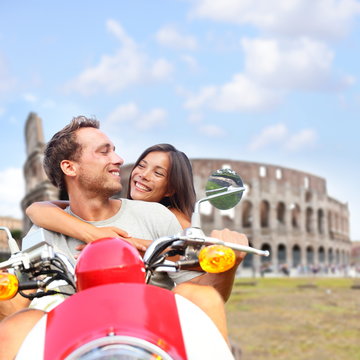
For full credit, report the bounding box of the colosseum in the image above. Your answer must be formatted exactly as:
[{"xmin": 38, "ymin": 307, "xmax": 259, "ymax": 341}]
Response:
[
  {"xmin": 21, "ymin": 113, "xmax": 352, "ymax": 276},
  {"xmin": 120, "ymin": 159, "xmax": 351, "ymax": 276}
]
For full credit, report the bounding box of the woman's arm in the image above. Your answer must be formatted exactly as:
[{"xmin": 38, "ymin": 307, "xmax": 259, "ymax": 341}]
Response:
[
  {"xmin": 0, "ymin": 289, "xmax": 31, "ymax": 321},
  {"xmin": 25, "ymin": 202, "xmax": 150, "ymax": 249},
  {"xmin": 169, "ymin": 208, "xmax": 191, "ymax": 229},
  {"xmin": 26, "ymin": 201, "xmax": 109, "ymax": 243}
]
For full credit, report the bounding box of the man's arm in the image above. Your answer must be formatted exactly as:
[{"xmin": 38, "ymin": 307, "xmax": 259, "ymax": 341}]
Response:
[
  {"xmin": 185, "ymin": 229, "xmax": 248, "ymax": 302},
  {"xmin": 0, "ymin": 292, "xmax": 31, "ymax": 322}
]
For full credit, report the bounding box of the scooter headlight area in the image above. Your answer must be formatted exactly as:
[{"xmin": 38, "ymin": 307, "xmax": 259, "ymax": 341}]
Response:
[{"xmin": 66, "ymin": 336, "xmax": 173, "ymax": 360}]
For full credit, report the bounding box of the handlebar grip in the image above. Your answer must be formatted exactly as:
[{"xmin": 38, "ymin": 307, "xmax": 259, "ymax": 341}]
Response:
[
  {"xmin": 175, "ymin": 259, "xmax": 199, "ymax": 269},
  {"xmin": 18, "ymin": 280, "xmax": 41, "ymax": 291},
  {"xmin": 204, "ymin": 236, "xmax": 270, "ymax": 257}
]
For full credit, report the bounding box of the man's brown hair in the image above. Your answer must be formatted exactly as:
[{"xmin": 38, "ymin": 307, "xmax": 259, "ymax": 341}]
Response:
[{"xmin": 43, "ymin": 116, "xmax": 99, "ymax": 190}]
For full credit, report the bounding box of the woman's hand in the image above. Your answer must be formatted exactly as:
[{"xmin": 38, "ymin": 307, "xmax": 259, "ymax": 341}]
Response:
[
  {"xmin": 90, "ymin": 226, "xmax": 130, "ymax": 241},
  {"xmin": 75, "ymin": 226, "xmax": 149, "ymax": 253}
]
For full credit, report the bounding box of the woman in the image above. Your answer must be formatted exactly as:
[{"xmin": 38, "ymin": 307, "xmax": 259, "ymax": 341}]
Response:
[{"xmin": 127, "ymin": 143, "xmax": 195, "ymax": 228}]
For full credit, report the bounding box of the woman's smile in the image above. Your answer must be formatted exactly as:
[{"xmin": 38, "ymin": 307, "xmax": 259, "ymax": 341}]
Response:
[{"xmin": 134, "ymin": 180, "xmax": 151, "ymax": 192}]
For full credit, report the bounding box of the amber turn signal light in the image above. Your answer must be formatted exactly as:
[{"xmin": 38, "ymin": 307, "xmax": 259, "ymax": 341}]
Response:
[
  {"xmin": 0, "ymin": 273, "xmax": 19, "ymax": 300},
  {"xmin": 199, "ymin": 245, "xmax": 236, "ymax": 273}
]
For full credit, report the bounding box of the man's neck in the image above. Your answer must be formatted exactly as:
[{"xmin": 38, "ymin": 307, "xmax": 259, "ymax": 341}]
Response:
[{"xmin": 68, "ymin": 195, "xmax": 122, "ymax": 222}]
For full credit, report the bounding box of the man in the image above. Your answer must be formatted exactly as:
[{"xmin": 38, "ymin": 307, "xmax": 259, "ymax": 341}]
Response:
[{"xmin": 0, "ymin": 117, "xmax": 247, "ymax": 358}]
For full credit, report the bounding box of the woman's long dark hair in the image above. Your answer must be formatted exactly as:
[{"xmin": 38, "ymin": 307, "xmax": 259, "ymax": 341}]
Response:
[{"xmin": 127, "ymin": 144, "xmax": 196, "ymax": 220}]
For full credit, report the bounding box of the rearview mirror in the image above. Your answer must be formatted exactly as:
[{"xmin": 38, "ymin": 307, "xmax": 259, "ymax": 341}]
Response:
[
  {"xmin": 191, "ymin": 169, "xmax": 245, "ymax": 228},
  {"xmin": 205, "ymin": 168, "xmax": 244, "ymax": 210}
]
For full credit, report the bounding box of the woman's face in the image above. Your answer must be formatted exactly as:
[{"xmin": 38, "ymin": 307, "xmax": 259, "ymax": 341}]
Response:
[{"xmin": 130, "ymin": 151, "xmax": 172, "ymax": 203}]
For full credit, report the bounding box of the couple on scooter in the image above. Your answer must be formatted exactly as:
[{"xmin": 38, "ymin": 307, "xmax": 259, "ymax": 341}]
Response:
[{"xmin": 0, "ymin": 116, "xmax": 248, "ymax": 359}]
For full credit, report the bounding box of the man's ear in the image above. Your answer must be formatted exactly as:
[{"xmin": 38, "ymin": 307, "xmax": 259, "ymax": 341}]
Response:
[{"xmin": 60, "ymin": 160, "xmax": 77, "ymax": 177}]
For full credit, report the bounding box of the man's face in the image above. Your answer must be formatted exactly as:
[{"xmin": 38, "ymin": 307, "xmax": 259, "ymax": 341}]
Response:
[{"xmin": 73, "ymin": 127, "xmax": 124, "ymax": 197}]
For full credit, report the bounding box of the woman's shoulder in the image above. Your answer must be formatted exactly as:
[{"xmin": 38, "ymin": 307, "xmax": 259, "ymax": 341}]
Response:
[{"xmin": 169, "ymin": 208, "xmax": 191, "ymax": 229}]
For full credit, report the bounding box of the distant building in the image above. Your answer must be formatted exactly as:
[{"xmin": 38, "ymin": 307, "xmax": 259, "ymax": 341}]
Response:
[
  {"xmin": 21, "ymin": 113, "xmax": 61, "ymax": 235},
  {"xmin": 351, "ymin": 242, "xmax": 360, "ymax": 266}
]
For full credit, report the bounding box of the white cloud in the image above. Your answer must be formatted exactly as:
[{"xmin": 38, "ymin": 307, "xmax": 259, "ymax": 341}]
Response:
[
  {"xmin": 248, "ymin": 123, "xmax": 288, "ymax": 151},
  {"xmin": 64, "ymin": 20, "xmax": 173, "ymax": 95},
  {"xmin": 213, "ymin": 74, "xmax": 281, "ymax": 111},
  {"xmin": 285, "ymin": 129, "xmax": 317, "ymax": 150},
  {"xmin": 106, "ymin": 103, "xmax": 139, "ymax": 124},
  {"xmin": 156, "ymin": 25, "xmax": 197, "ymax": 50},
  {"xmin": 184, "ymin": 86, "xmax": 217, "ymax": 109},
  {"xmin": 105, "ymin": 103, "xmax": 167, "ymax": 131},
  {"xmin": 183, "ymin": 0, "xmax": 359, "ymax": 114},
  {"xmin": 0, "ymin": 168, "xmax": 25, "ymax": 218},
  {"xmin": 136, "ymin": 108, "xmax": 167, "ymax": 130},
  {"xmin": 106, "ymin": 19, "xmax": 136, "ymax": 48},
  {"xmin": 183, "ymin": 35, "xmax": 351, "ymax": 113},
  {"xmin": 187, "ymin": 112, "xmax": 203, "ymax": 124},
  {"xmin": 248, "ymin": 123, "xmax": 318, "ymax": 152},
  {"xmin": 242, "ymin": 37, "xmax": 347, "ymax": 91},
  {"xmin": 41, "ymin": 99, "xmax": 57, "ymax": 109},
  {"xmin": 22, "ymin": 93, "xmax": 58, "ymax": 109},
  {"xmin": 190, "ymin": 0, "xmax": 360, "ymax": 40},
  {"xmin": 184, "ymin": 74, "xmax": 280, "ymax": 112},
  {"xmin": 199, "ymin": 124, "xmax": 226, "ymax": 137},
  {"xmin": 23, "ymin": 93, "xmax": 38, "ymax": 103},
  {"xmin": 181, "ymin": 55, "xmax": 199, "ymax": 71},
  {"xmin": 150, "ymin": 58, "xmax": 174, "ymax": 80}
]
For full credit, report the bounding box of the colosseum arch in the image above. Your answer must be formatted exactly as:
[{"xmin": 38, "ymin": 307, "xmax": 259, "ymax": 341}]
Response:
[
  {"xmin": 334, "ymin": 213, "xmax": 339, "ymax": 234},
  {"xmin": 318, "ymin": 246, "xmax": 326, "ymax": 264},
  {"xmin": 277, "ymin": 243, "xmax": 287, "ymax": 265},
  {"xmin": 241, "ymin": 200, "xmax": 252, "ymax": 228},
  {"xmin": 292, "ymin": 245, "xmax": 301, "ymax": 268},
  {"xmin": 328, "ymin": 248, "xmax": 334, "ymax": 264},
  {"xmin": 317, "ymin": 209, "xmax": 325, "ymax": 234},
  {"xmin": 276, "ymin": 202, "xmax": 286, "ymax": 226},
  {"xmin": 306, "ymin": 207, "xmax": 314, "ymax": 233},
  {"xmin": 261, "ymin": 243, "xmax": 272, "ymax": 264},
  {"xmin": 291, "ymin": 203, "xmax": 301, "ymax": 229},
  {"xmin": 306, "ymin": 245, "xmax": 315, "ymax": 265},
  {"xmin": 328, "ymin": 211, "xmax": 334, "ymax": 239},
  {"xmin": 335, "ymin": 249, "xmax": 340, "ymax": 265},
  {"xmin": 260, "ymin": 200, "xmax": 270, "ymax": 228},
  {"xmin": 221, "ymin": 209, "xmax": 235, "ymax": 229}
]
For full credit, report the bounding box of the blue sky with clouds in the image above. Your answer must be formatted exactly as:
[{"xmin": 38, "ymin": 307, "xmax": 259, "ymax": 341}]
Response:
[{"xmin": 1, "ymin": 0, "xmax": 360, "ymax": 239}]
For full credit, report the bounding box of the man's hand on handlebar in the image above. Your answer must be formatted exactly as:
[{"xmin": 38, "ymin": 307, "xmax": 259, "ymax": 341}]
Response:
[{"xmin": 210, "ymin": 228, "xmax": 249, "ymax": 264}]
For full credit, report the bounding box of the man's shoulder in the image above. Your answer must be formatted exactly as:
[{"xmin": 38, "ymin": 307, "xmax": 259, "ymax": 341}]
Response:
[{"xmin": 123, "ymin": 199, "xmax": 171, "ymax": 213}]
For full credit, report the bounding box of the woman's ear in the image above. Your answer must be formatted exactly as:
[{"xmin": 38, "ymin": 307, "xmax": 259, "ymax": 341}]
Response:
[
  {"xmin": 60, "ymin": 160, "xmax": 77, "ymax": 177},
  {"xmin": 164, "ymin": 188, "xmax": 175, "ymax": 198}
]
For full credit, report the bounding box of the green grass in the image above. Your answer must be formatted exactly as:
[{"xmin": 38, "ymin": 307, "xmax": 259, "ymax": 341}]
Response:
[{"xmin": 226, "ymin": 277, "xmax": 360, "ymax": 360}]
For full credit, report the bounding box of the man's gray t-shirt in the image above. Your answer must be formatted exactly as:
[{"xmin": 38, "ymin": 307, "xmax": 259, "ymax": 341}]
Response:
[{"xmin": 24, "ymin": 199, "xmax": 200, "ymax": 287}]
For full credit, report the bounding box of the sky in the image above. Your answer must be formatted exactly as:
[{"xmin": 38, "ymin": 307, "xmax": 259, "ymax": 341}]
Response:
[{"xmin": 0, "ymin": 0, "xmax": 360, "ymax": 240}]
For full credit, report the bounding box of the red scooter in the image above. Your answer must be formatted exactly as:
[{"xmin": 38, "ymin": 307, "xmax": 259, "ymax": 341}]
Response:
[{"xmin": 0, "ymin": 169, "xmax": 269, "ymax": 359}]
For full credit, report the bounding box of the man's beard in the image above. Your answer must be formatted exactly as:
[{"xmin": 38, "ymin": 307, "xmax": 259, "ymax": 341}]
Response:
[{"xmin": 78, "ymin": 171, "xmax": 122, "ymax": 198}]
